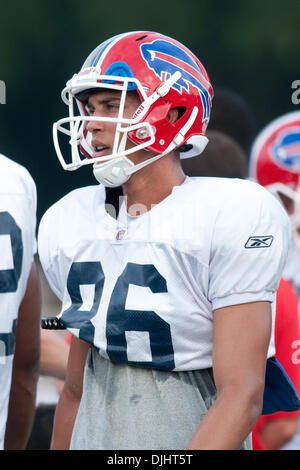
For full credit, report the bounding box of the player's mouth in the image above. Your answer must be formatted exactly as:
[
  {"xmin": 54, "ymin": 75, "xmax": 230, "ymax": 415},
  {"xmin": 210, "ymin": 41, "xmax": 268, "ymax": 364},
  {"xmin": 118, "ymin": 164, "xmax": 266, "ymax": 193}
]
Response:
[{"xmin": 92, "ymin": 143, "xmax": 110, "ymax": 158}]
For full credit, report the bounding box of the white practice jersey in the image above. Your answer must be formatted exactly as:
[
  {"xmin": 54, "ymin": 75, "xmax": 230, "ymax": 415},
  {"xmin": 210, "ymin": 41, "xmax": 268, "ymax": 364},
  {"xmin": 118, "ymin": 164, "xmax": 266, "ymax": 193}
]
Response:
[
  {"xmin": 38, "ymin": 177, "xmax": 290, "ymax": 372},
  {"xmin": 0, "ymin": 154, "xmax": 37, "ymax": 449}
]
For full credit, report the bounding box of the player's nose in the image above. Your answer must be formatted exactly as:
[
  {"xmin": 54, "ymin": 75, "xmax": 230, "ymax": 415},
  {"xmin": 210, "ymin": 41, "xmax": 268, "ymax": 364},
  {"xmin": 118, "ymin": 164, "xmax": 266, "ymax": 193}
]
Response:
[{"xmin": 86, "ymin": 118, "xmax": 105, "ymax": 133}]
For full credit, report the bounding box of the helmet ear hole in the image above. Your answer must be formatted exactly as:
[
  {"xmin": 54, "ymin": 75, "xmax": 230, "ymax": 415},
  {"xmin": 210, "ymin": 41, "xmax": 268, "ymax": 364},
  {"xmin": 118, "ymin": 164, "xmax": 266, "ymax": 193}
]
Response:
[
  {"xmin": 167, "ymin": 108, "xmax": 179, "ymax": 124},
  {"xmin": 167, "ymin": 107, "xmax": 186, "ymax": 124},
  {"xmin": 177, "ymin": 106, "xmax": 187, "ymax": 121}
]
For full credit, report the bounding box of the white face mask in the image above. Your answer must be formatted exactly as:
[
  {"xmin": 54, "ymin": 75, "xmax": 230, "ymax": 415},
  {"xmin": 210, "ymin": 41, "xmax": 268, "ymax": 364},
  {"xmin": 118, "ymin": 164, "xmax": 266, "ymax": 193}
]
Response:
[{"xmin": 52, "ymin": 69, "xmax": 208, "ymax": 187}]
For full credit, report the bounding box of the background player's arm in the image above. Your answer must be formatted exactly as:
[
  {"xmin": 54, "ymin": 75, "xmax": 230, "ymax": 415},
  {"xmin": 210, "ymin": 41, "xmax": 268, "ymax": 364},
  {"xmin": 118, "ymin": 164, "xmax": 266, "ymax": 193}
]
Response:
[
  {"xmin": 259, "ymin": 415, "xmax": 300, "ymax": 449},
  {"xmin": 4, "ymin": 261, "xmax": 41, "ymax": 450},
  {"xmin": 188, "ymin": 301, "xmax": 272, "ymax": 450},
  {"xmin": 50, "ymin": 335, "xmax": 90, "ymax": 449},
  {"xmin": 40, "ymin": 329, "xmax": 69, "ymax": 380}
]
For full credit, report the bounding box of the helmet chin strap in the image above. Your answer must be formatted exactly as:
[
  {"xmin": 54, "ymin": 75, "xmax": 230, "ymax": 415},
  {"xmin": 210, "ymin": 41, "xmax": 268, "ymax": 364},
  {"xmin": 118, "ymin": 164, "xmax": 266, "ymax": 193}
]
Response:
[
  {"xmin": 93, "ymin": 146, "xmax": 175, "ymax": 187},
  {"xmin": 93, "ymin": 156, "xmax": 134, "ymax": 187},
  {"xmin": 93, "ymin": 106, "xmax": 206, "ymax": 187}
]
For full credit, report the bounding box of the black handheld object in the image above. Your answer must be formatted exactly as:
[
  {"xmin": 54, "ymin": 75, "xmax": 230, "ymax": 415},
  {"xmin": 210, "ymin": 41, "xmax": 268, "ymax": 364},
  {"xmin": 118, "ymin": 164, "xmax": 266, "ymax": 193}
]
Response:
[{"xmin": 41, "ymin": 317, "xmax": 66, "ymax": 330}]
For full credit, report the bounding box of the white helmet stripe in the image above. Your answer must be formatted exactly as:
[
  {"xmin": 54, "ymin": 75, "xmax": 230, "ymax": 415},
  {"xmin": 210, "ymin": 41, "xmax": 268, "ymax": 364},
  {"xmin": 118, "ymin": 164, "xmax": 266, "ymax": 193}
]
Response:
[{"xmin": 91, "ymin": 31, "xmax": 150, "ymax": 73}]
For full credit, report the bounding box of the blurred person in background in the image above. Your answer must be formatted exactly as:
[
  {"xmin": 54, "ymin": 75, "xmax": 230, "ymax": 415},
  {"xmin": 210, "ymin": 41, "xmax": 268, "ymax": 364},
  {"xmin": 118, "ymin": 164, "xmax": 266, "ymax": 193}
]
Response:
[
  {"xmin": 249, "ymin": 111, "xmax": 300, "ymax": 303},
  {"xmin": 252, "ymin": 276, "xmax": 300, "ymax": 450},
  {"xmin": 208, "ymin": 87, "xmax": 257, "ymax": 158},
  {"xmin": 249, "ymin": 110, "xmax": 300, "ymax": 449},
  {"xmin": 25, "ymin": 327, "xmax": 69, "ymax": 450},
  {"xmin": 0, "ymin": 153, "xmax": 41, "ymax": 450},
  {"xmin": 26, "ymin": 265, "xmax": 69, "ymax": 450},
  {"xmin": 181, "ymin": 129, "xmax": 248, "ymax": 179}
]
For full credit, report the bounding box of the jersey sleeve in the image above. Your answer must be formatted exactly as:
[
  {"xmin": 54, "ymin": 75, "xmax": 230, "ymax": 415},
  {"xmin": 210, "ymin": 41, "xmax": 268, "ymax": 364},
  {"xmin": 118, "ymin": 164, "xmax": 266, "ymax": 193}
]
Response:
[
  {"xmin": 208, "ymin": 181, "xmax": 291, "ymax": 311},
  {"xmin": 24, "ymin": 167, "xmax": 38, "ymax": 257},
  {"xmin": 37, "ymin": 186, "xmax": 101, "ymax": 303},
  {"xmin": 0, "ymin": 158, "xmax": 37, "ymax": 274},
  {"xmin": 38, "ymin": 206, "xmax": 64, "ymax": 301}
]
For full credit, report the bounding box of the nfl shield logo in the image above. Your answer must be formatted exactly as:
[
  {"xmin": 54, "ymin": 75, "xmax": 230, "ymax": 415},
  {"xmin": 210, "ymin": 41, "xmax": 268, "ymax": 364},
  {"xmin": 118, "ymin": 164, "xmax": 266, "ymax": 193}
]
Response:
[{"xmin": 115, "ymin": 229, "xmax": 127, "ymax": 240}]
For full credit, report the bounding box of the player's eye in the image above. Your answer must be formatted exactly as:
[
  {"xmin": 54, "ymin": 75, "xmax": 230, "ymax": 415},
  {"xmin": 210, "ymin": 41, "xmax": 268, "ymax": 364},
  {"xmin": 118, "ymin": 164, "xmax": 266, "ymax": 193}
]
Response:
[
  {"xmin": 85, "ymin": 105, "xmax": 95, "ymax": 116},
  {"xmin": 106, "ymin": 102, "xmax": 120, "ymax": 111}
]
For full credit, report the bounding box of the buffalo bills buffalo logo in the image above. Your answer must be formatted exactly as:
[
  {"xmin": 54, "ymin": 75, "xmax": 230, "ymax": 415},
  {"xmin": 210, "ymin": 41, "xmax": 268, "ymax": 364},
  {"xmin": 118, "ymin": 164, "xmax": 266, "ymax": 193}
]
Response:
[
  {"xmin": 271, "ymin": 128, "xmax": 300, "ymax": 172},
  {"xmin": 140, "ymin": 40, "xmax": 211, "ymax": 123}
]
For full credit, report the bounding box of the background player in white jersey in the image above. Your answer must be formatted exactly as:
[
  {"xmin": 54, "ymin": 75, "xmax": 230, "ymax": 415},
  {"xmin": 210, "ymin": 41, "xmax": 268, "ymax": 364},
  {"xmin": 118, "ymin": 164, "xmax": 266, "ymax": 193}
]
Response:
[
  {"xmin": 0, "ymin": 153, "xmax": 41, "ymax": 450},
  {"xmin": 38, "ymin": 31, "xmax": 296, "ymax": 450}
]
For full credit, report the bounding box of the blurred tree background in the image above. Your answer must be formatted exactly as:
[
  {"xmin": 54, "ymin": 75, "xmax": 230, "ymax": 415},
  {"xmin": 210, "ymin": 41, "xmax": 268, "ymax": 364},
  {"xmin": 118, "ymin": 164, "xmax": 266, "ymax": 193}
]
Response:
[{"xmin": 0, "ymin": 0, "xmax": 299, "ymax": 221}]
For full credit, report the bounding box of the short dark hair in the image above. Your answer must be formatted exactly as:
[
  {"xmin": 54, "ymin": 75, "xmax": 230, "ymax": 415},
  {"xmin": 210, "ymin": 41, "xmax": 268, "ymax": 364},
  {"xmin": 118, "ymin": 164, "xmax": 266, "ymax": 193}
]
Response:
[{"xmin": 208, "ymin": 87, "xmax": 257, "ymax": 157}]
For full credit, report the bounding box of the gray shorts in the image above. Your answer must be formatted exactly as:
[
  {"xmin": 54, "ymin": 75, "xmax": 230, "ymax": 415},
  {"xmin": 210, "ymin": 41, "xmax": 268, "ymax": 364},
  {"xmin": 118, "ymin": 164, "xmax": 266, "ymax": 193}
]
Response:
[{"xmin": 70, "ymin": 347, "xmax": 252, "ymax": 450}]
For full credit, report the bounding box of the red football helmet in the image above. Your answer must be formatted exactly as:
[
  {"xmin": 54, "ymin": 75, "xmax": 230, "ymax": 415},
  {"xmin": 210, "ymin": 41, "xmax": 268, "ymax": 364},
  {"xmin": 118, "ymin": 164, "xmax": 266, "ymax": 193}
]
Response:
[
  {"xmin": 53, "ymin": 31, "xmax": 213, "ymax": 186},
  {"xmin": 249, "ymin": 110, "xmax": 300, "ymax": 246}
]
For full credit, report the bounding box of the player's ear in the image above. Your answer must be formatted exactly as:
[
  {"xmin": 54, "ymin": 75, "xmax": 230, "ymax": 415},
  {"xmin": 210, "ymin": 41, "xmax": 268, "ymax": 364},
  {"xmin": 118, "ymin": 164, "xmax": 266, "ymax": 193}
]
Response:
[{"xmin": 167, "ymin": 107, "xmax": 179, "ymax": 124}]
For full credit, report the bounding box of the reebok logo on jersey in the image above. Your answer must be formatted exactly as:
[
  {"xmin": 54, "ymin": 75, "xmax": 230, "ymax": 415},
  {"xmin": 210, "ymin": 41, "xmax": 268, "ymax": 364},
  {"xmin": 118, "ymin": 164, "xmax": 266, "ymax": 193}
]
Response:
[{"xmin": 245, "ymin": 236, "xmax": 274, "ymax": 248}]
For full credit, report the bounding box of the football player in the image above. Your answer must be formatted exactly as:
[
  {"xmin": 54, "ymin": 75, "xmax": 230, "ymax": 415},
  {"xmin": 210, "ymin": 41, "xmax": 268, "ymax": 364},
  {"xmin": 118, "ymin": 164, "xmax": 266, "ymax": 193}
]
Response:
[
  {"xmin": 0, "ymin": 153, "xmax": 41, "ymax": 449},
  {"xmin": 38, "ymin": 31, "xmax": 295, "ymax": 450},
  {"xmin": 249, "ymin": 110, "xmax": 300, "ymax": 299},
  {"xmin": 249, "ymin": 111, "xmax": 300, "ymax": 449}
]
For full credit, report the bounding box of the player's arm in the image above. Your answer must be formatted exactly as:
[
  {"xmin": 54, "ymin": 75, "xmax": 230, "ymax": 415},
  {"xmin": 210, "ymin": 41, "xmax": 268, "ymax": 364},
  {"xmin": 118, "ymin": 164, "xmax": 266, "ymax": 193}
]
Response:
[
  {"xmin": 50, "ymin": 335, "xmax": 90, "ymax": 450},
  {"xmin": 259, "ymin": 415, "xmax": 300, "ymax": 449},
  {"xmin": 188, "ymin": 301, "xmax": 271, "ymax": 450},
  {"xmin": 254, "ymin": 278, "xmax": 300, "ymax": 449},
  {"xmin": 4, "ymin": 261, "xmax": 41, "ymax": 450}
]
